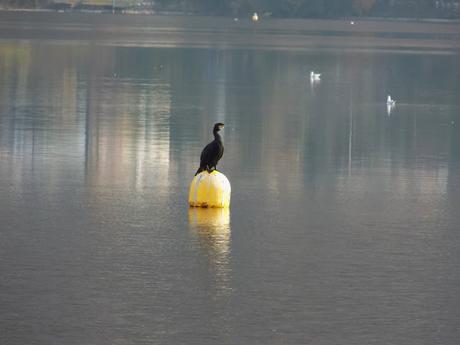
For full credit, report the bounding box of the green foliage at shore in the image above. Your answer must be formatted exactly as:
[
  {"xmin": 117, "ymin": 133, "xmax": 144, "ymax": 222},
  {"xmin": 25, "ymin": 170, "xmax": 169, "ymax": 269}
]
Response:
[{"xmin": 3, "ymin": 0, "xmax": 460, "ymax": 19}]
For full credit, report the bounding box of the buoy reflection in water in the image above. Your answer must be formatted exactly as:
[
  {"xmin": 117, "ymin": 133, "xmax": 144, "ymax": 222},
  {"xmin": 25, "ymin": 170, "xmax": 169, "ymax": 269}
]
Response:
[
  {"xmin": 188, "ymin": 207, "xmax": 230, "ymax": 256},
  {"xmin": 188, "ymin": 208, "xmax": 232, "ymax": 296}
]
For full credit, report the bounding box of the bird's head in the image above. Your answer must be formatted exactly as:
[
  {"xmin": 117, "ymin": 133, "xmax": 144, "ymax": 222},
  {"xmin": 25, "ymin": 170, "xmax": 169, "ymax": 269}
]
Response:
[{"xmin": 214, "ymin": 123, "xmax": 225, "ymax": 132}]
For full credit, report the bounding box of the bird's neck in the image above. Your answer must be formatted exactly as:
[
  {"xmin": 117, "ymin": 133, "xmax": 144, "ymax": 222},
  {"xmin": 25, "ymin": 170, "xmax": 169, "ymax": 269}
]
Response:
[{"xmin": 213, "ymin": 130, "xmax": 222, "ymax": 142}]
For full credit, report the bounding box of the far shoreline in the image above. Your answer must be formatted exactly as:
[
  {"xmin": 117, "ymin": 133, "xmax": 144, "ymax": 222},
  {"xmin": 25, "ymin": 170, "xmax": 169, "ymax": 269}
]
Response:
[
  {"xmin": 1, "ymin": 10, "xmax": 459, "ymax": 52},
  {"xmin": 1, "ymin": 8, "xmax": 460, "ymax": 25}
]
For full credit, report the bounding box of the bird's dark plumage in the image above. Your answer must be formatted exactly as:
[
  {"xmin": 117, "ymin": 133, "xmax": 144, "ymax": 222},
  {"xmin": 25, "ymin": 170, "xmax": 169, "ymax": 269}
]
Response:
[{"xmin": 195, "ymin": 123, "xmax": 224, "ymax": 176}]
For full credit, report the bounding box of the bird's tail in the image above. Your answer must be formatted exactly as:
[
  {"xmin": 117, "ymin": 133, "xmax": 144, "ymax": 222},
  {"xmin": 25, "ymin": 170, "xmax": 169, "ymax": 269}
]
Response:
[{"xmin": 195, "ymin": 167, "xmax": 205, "ymax": 176}]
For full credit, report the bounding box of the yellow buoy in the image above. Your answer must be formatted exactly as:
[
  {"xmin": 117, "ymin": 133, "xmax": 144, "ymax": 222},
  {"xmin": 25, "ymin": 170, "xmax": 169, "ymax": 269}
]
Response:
[{"xmin": 189, "ymin": 171, "xmax": 231, "ymax": 208}]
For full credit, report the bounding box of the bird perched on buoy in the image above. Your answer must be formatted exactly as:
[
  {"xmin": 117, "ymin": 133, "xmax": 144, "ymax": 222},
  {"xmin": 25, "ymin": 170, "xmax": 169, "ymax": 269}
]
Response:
[
  {"xmin": 190, "ymin": 123, "xmax": 230, "ymax": 208},
  {"xmin": 195, "ymin": 123, "xmax": 225, "ymax": 176},
  {"xmin": 252, "ymin": 12, "xmax": 259, "ymax": 22}
]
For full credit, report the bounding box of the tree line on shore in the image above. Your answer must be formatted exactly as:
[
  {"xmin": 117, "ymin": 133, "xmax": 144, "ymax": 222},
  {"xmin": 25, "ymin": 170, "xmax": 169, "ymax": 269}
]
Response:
[
  {"xmin": 156, "ymin": 0, "xmax": 459, "ymax": 18},
  {"xmin": 3, "ymin": 0, "xmax": 460, "ymax": 19}
]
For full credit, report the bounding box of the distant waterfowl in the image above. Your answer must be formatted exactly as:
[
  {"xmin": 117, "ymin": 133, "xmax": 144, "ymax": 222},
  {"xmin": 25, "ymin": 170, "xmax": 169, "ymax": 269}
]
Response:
[
  {"xmin": 386, "ymin": 95, "xmax": 396, "ymax": 115},
  {"xmin": 310, "ymin": 71, "xmax": 321, "ymax": 81},
  {"xmin": 387, "ymin": 104, "xmax": 393, "ymax": 116},
  {"xmin": 387, "ymin": 95, "xmax": 396, "ymax": 106},
  {"xmin": 350, "ymin": 21, "xmax": 355, "ymax": 25},
  {"xmin": 252, "ymin": 12, "xmax": 259, "ymax": 22},
  {"xmin": 195, "ymin": 123, "xmax": 225, "ymax": 176}
]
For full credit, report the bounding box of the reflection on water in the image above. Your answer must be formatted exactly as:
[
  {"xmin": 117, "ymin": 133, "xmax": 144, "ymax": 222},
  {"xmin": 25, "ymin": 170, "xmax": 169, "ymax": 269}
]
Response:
[
  {"xmin": 84, "ymin": 72, "xmax": 172, "ymax": 192},
  {"xmin": 188, "ymin": 208, "xmax": 231, "ymax": 296},
  {"xmin": 1, "ymin": 37, "xmax": 460, "ymax": 345},
  {"xmin": 1, "ymin": 42, "xmax": 459, "ymax": 193}
]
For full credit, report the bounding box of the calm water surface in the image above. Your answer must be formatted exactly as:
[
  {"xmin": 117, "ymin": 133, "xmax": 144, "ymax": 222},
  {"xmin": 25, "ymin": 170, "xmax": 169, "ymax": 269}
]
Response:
[{"xmin": 1, "ymin": 21, "xmax": 460, "ymax": 345}]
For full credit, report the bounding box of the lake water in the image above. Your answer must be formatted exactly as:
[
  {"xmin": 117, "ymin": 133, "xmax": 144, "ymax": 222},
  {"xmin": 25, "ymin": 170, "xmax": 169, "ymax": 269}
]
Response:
[{"xmin": 1, "ymin": 13, "xmax": 460, "ymax": 345}]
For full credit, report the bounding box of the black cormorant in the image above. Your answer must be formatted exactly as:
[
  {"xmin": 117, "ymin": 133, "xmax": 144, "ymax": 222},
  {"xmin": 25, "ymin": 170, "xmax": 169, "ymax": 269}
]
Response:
[{"xmin": 195, "ymin": 123, "xmax": 224, "ymax": 175}]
